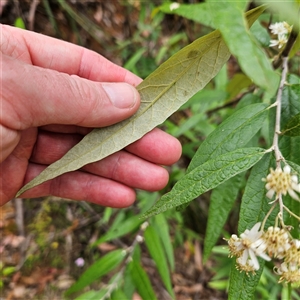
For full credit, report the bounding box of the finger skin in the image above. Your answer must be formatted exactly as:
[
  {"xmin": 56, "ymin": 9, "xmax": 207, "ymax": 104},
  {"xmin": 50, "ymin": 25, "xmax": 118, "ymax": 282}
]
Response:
[
  {"xmin": 1, "ymin": 54, "xmax": 140, "ymax": 130},
  {"xmin": 31, "ymin": 128, "xmax": 182, "ymax": 166},
  {"xmin": 1, "ymin": 24, "xmax": 142, "ymax": 85},
  {"xmin": 0, "ymin": 25, "xmax": 182, "ymax": 207},
  {"xmin": 30, "ymin": 130, "xmax": 175, "ymax": 191},
  {"xmin": 21, "ymin": 164, "xmax": 137, "ymax": 208}
]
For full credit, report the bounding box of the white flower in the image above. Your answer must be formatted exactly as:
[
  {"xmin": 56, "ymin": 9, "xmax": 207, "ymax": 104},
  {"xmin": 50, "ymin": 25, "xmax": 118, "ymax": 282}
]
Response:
[
  {"xmin": 170, "ymin": 2, "xmax": 180, "ymax": 11},
  {"xmin": 269, "ymin": 34, "xmax": 288, "ymax": 49},
  {"xmin": 227, "ymin": 222, "xmax": 270, "ymax": 274},
  {"xmin": 263, "ymin": 165, "xmax": 300, "ymax": 200},
  {"xmin": 269, "ymin": 22, "xmax": 289, "ymax": 35}
]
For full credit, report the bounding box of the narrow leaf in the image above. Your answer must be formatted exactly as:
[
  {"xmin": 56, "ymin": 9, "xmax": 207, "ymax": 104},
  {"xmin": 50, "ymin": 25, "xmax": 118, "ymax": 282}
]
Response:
[
  {"xmin": 144, "ymin": 225, "xmax": 174, "ymax": 298},
  {"xmin": 203, "ymin": 173, "xmax": 243, "ymax": 262},
  {"xmin": 207, "ymin": 1, "xmax": 279, "ymax": 96},
  {"xmin": 74, "ymin": 290, "xmax": 99, "ymax": 300},
  {"xmin": 66, "ymin": 249, "xmax": 125, "ymax": 295},
  {"xmin": 143, "ymin": 148, "xmax": 266, "ymax": 218},
  {"xmin": 93, "ymin": 215, "xmax": 143, "ymax": 246},
  {"xmin": 129, "ymin": 259, "xmax": 157, "ymax": 300},
  {"xmin": 111, "ymin": 289, "xmax": 129, "ymax": 300},
  {"xmin": 281, "ymin": 113, "xmax": 300, "ymax": 136},
  {"xmin": 152, "ymin": 213, "xmax": 175, "ymax": 271},
  {"xmin": 187, "ymin": 103, "xmax": 269, "ymax": 172},
  {"xmin": 16, "ymin": 6, "xmax": 267, "ymax": 196}
]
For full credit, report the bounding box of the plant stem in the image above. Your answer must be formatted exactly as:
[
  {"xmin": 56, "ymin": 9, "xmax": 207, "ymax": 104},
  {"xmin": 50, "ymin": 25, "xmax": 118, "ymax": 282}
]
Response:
[
  {"xmin": 261, "ymin": 201, "xmax": 277, "ymax": 230},
  {"xmin": 271, "ymin": 56, "xmax": 289, "ymax": 224},
  {"xmin": 283, "ymin": 205, "xmax": 300, "ymax": 221},
  {"xmin": 272, "ymin": 56, "xmax": 289, "ymax": 168}
]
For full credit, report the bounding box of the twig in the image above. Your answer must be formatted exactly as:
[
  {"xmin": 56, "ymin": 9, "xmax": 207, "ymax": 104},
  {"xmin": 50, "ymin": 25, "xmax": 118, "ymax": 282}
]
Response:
[
  {"xmin": 14, "ymin": 198, "xmax": 25, "ymax": 236},
  {"xmin": 272, "ymin": 56, "xmax": 289, "ymax": 168},
  {"xmin": 271, "ymin": 56, "xmax": 289, "ymax": 225},
  {"xmin": 261, "ymin": 201, "xmax": 277, "ymax": 230},
  {"xmin": 65, "ymin": 206, "xmax": 73, "ymax": 274},
  {"xmin": 28, "ymin": 0, "xmax": 40, "ymax": 31},
  {"xmin": 42, "ymin": 0, "xmax": 61, "ymax": 37}
]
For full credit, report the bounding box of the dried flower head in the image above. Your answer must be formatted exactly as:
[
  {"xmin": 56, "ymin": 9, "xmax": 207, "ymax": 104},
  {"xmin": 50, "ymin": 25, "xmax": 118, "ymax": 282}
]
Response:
[
  {"xmin": 263, "ymin": 165, "xmax": 300, "ymax": 201},
  {"xmin": 275, "ymin": 262, "xmax": 300, "ymax": 284},
  {"xmin": 263, "ymin": 226, "xmax": 291, "ymax": 258},
  {"xmin": 285, "ymin": 239, "xmax": 300, "ymax": 265}
]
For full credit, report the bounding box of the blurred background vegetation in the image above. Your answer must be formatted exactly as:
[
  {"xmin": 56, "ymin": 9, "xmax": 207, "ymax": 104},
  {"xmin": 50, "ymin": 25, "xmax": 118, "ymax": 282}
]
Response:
[{"xmin": 0, "ymin": 0, "xmax": 299, "ymax": 299}]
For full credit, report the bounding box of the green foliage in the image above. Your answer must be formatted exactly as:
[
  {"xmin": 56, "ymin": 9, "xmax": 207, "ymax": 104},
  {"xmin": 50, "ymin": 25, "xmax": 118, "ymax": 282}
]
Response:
[
  {"xmin": 144, "ymin": 225, "xmax": 174, "ymax": 298},
  {"xmin": 66, "ymin": 249, "xmax": 126, "ymax": 295},
  {"xmin": 129, "ymin": 258, "xmax": 158, "ymax": 300},
  {"xmin": 14, "ymin": 17, "xmax": 25, "ymax": 29},
  {"xmin": 16, "ymin": 1, "xmax": 300, "ymax": 299},
  {"xmin": 282, "ymin": 112, "xmax": 300, "ymax": 136},
  {"xmin": 207, "ymin": 1, "xmax": 279, "ymax": 96}
]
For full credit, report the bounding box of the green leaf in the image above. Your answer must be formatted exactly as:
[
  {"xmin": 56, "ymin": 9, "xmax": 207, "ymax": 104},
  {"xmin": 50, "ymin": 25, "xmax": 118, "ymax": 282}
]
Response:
[
  {"xmin": 123, "ymin": 265, "xmax": 136, "ymax": 300},
  {"xmin": 16, "ymin": 6, "xmax": 267, "ymax": 197},
  {"xmin": 283, "ymin": 193, "xmax": 300, "ymax": 239},
  {"xmin": 250, "ymin": 20, "xmax": 271, "ymax": 47},
  {"xmin": 111, "ymin": 289, "xmax": 129, "ymax": 300},
  {"xmin": 281, "ymin": 112, "xmax": 300, "ymax": 136},
  {"xmin": 2, "ymin": 266, "xmax": 16, "ymax": 276},
  {"xmin": 143, "ymin": 148, "xmax": 266, "ymax": 218},
  {"xmin": 144, "ymin": 225, "xmax": 174, "ymax": 298},
  {"xmin": 74, "ymin": 290, "xmax": 100, "ymax": 300},
  {"xmin": 286, "ymin": 160, "xmax": 300, "ymax": 176},
  {"xmin": 238, "ymin": 153, "xmax": 277, "ymax": 233},
  {"xmin": 187, "ymin": 103, "xmax": 269, "ymax": 172},
  {"xmin": 159, "ymin": 2, "xmax": 215, "ymax": 28},
  {"xmin": 207, "ymin": 1, "xmax": 279, "ymax": 96},
  {"xmin": 225, "ymin": 73, "xmax": 253, "ymax": 102},
  {"xmin": 66, "ymin": 249, "xmax": 125, "ymax": 295},
  {"xmin": 203, "ymin": 174, "xmax": 243, "ymax": 262},
  {"xmin": 152, "ymin": 214, "xmax": 175, "ymax": 271},
  {"xmin": 228, "ymin": 259, "xmax": 265, "ymax": 300},
  {"xmin": 14, "ymin": 17, "xmax": 26, "ymax": 29},
  {"xmin": 129, "ymin": 259, "xmax": 157, "ymax": 300},
  {"xmin": 93, "ymin": 215, "xmax": 143, "ymax": 245},
  {"xmin": 279, "ymin": 84, "xmax": 300, "ymax": 164},
  {"xmin": 228, "ymin": 153, "xmax": 277, "ymax": 299}
]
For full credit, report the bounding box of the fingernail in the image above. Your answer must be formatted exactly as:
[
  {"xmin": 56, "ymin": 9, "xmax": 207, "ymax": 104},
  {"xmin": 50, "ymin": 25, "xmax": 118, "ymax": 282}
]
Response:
[{"xmin": 103, "ymin": 83, "xmax": 137, "ymax": 109}]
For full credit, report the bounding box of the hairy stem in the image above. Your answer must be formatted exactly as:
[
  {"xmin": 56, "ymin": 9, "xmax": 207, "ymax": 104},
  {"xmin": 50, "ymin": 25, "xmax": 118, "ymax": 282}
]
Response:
[{"xmin": 272, "ymin": 56, "xmax": 289, "ymax": 168}]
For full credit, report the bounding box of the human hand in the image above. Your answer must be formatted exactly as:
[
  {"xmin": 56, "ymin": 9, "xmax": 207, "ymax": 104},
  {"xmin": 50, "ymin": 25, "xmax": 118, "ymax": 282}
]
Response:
[{"xmin": 0, "ymin": 25, "xmax": 181, "ymax": 207}]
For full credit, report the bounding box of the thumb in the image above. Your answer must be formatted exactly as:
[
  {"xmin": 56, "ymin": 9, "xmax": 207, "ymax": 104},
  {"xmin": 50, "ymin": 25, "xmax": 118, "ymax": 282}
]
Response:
[{"xmin": 2, "ymin": 54, "xmax": 140, "ymax": 130}]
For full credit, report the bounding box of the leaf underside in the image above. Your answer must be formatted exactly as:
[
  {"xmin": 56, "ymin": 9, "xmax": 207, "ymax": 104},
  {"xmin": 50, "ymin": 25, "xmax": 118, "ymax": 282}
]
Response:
[{"xmin": 17, "ymin": 6, "xmax": 267, "ymax": 196}]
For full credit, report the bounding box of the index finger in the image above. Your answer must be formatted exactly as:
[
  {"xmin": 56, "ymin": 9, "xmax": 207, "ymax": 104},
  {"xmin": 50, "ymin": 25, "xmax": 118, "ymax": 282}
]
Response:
[{"xmin": 1, "ymin": 25, "xmax": 142, "ymax": 86}]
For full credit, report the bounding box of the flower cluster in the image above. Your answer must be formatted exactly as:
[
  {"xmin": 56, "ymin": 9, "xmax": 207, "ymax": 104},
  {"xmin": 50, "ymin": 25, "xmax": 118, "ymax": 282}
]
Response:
[
  {"xmin": 263, "ymin": 165, "xmax": 300, "ymax": 201},
  {"xmin": 269, "ymin": 21, "xmax": 292, "ymax": 49},
  {"xmin": 227, "ymin": 223, "xmax": 300, "ymax": 284},
  {"xmin": 227, "ymin": 222, "xmax": 270, "ymax": 274}
]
